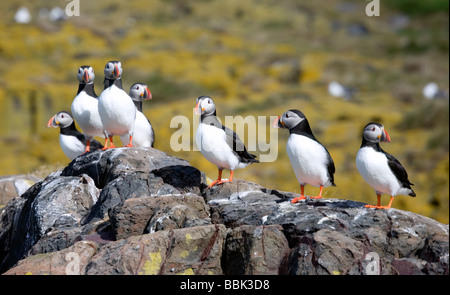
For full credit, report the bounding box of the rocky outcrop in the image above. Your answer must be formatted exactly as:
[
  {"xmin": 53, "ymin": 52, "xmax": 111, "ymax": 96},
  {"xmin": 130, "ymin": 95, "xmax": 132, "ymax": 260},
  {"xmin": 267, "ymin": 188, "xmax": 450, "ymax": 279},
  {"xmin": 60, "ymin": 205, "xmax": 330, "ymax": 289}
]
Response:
[
  {"xmin": 0, "ymin": 148, "xmax": 448, "ymax": 275},
  {"xmin": 0, "ymin": 175, "xmax": 38, "ymax": 206}
]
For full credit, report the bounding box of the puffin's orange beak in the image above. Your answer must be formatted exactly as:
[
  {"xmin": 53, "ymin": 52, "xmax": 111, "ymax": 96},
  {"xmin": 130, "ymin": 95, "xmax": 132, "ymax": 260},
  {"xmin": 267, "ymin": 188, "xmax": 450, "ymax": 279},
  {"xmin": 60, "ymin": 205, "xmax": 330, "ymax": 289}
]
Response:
[
  {"xmin": 144, "ymin": 87, "xmax": 152, "ymax": 100},
  {"xmin": 114, "ymin": 64, "xmax": 119, "ymax": 78},
  {"xmin": 382, "ymin": 129, "xmax": 391, "ymax": 143},
  {"xmin": 84, "ymin": 70, "xmax": 89, "ymax": 83},
  {"xmin": 273, "ymin": 115, "xmax": 285, "ymax": 128},
  {"xmin": 47, "ymin": 115, "xmax": 56, "ymax": 128},
  {"xmin": 195, "ymin": 100, "xmax": 202, "ymax": 115}
]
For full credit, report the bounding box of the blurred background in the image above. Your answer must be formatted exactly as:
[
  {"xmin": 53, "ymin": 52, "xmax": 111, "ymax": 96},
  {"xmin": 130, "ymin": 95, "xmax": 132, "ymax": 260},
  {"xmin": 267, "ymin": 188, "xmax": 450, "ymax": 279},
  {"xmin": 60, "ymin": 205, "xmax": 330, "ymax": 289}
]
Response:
[{"xmin": 0, "ymin": 0, "xmax": 448, "ymax": 223}]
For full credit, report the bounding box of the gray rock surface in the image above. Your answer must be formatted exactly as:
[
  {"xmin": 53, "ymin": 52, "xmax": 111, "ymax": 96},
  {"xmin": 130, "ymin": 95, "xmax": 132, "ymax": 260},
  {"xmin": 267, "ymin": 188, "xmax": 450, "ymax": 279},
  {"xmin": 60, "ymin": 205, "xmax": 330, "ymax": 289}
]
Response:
[
  {"xmin": 0, "ymin": 147, "xmax": 448, "ymax": 275},
  {"xmin": 0, "ymin": 175, "xmax": 38, "ymax": 206}
]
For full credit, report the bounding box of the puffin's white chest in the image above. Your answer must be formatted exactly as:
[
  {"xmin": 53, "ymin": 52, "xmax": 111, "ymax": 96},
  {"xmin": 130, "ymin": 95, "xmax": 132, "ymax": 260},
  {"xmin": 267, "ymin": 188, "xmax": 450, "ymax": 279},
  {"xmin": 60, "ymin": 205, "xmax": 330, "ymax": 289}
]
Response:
[
  {"xmin": 356, "ymin": 147, "xmax": 400, "ymax": 195},
  {"xmin": 71, "ymin": 91, "xmax": 104, "ymax": 137},
  {"xmin": 286, "ymin": 134, "xmax": 331, "ymax": 187},
  {"xmin": 60, "ymin": 134, "xmax": 85, "ymax": 160},
  {"xmin": 98, "ymin": 85, "xmax": 136, "ymax": 136},
  {"xmin": 120, "ymin": 111, "xmax": 154, "ymax": 147},
  {"xmin": 196, "ymin": 123, "xmax": 240, "ymax": 170}
]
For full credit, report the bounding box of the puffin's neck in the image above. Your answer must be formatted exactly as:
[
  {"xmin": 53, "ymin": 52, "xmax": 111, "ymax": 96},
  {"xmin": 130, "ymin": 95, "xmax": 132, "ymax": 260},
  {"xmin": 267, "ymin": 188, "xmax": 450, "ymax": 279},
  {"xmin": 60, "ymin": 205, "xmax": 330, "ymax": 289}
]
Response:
[
  {"xmin": 289, "ymin": 119, "xmax": 316, "ymax": 141},
  {"xmin": 60, "ymin": 122, "xmax": 78, "ymax": 135},
  {"xmin": 77, "ymin": 82, "xmax": 97, "ymax": 97},
  {"xmin": 200, "ymin": 110, "xmax": 217, "ymax": 123},
  {"xmin": 104, "ymin": 78, "xmax": 123, "ymax": 90},
  {"xmin": 133, "ymin": 100, "xmax": 143, "ymax": 112},
  {"xmin": 360, "ymin": 137, "xmax": 382, "ymax": 151}
]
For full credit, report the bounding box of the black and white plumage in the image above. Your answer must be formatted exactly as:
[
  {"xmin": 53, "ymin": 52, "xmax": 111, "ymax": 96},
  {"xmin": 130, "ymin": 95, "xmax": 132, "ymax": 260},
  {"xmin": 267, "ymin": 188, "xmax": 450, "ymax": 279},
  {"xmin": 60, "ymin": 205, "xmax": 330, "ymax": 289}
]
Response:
[
  {"xmin": 274, "ymin": 110, "xmax": 336, "ymax": 203},
  {"xmin": 120, "ymin": 83, "xmax": 155, "ymax": 148},
  {"xmin": 47, "ymin": 111, "xmax": 103, "ymax": 160},
  {"xmin": 195, "ymin": 96, "xmax": 259, "ymax": 188},
  {"xmin": 98, "ymin": 61, "xmax": 136, "ymax": 148},
  {"xmin": 71, "ymin": 65, "xmax": 108, "ymax": 152},
  {"xmin": 356, "ymin": 122, "xmax": 415, "ymax": 209}
]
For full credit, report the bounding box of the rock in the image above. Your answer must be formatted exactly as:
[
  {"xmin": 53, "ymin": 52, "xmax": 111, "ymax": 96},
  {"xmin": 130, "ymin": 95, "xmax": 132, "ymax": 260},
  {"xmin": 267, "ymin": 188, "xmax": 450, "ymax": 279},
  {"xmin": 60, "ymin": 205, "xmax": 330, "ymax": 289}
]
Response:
[
  {"xmin": 31, "ymin": 174, "xmax": 99, "ymax": 236},
  {"xmin": 62, "ymin": 148, "xmax": 205, "ymax": 223},
  {"xmin": 0, "ymin": 175, "xmax": 38, "ymax": 205},
  {"xmin": 205, "ymin": 179, "xmax": 285, "ymax": 226},
  {"xmin": 61, "ymin": 147, "xmax": 199, "ymax": 189},
  {"xmin": 85, "ymin": 224, "xmax": 226, "ymax": 275},
  {"xmin": 1, "ymin": 148, "xmax": 448, "ymax": 275},
  {"xmin": 109, "ymin": 194, "xmax": 211, "ymax": 240},
  {"xmin": 206, "ymin": 181, "xmax": 448, "ymax": 275},
  {"xmin": 223, "ymin": 225, "xmax": 289, "ymax": 275},
  {"xmin": 0, "ymin": 173, "xmax": 99, "ymax": 273},
  {"xmin": 3, "ymin": 240, "xmax": 98, "ymax": 275}
]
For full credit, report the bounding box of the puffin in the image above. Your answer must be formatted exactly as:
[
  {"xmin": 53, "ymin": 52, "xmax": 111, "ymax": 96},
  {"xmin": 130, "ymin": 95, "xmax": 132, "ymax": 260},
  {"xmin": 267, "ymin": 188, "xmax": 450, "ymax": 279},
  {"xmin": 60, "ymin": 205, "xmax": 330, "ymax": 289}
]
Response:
[
  {"xmin": 356, "ymin": 122, "xmax": 415, "ymax": 209},
  {"xmin": 71, "ymin": 65, "xmax": 108, "ymax": 152},
  {"xmin": 98, "ymin": 61, "xmax": 136, "ymax": 149},
  {"xmin": 195, "ymin": 96, "xmax": 259, "ymax": 188},
  {"xmin": 273, "ymin": 110, "xmax": 336, "ymax": 203},
  {"xmin": 47, "ymin": 111, "xmax": 103, "ymax": 160},
  {"xmin": 120, "ymin": 83, "xmax": 155, "ymax": 148}
]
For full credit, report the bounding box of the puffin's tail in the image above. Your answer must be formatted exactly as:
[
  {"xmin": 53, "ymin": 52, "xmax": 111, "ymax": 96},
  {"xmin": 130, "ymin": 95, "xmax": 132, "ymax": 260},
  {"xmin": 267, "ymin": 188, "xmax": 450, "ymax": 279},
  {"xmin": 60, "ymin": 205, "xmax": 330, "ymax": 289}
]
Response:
[{"xmin": 248, "ymin": 153, "xmax": 259, "ymax": 164}]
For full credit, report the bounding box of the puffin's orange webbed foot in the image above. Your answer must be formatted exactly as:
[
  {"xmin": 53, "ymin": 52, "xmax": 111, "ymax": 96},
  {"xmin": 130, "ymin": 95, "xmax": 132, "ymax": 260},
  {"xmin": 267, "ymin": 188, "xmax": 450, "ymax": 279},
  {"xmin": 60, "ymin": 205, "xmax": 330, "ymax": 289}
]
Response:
[
  {"xmin": 365, "ymin": 195, "xmax": 394, "ymax": 209},
  {"xmin": 364, "ymin": 204, "xmax": 391, "ymax": 209},
  {"xmin": 310, "ymin": 195, "xmax": 323, "ymax": 199},
  {"xmin": 208, "ymin": 180, "xmax": 223, "ymax": 188},
  {"xmin": 291, "ymin": 196, "xmax": 307, "ymax": 203}
]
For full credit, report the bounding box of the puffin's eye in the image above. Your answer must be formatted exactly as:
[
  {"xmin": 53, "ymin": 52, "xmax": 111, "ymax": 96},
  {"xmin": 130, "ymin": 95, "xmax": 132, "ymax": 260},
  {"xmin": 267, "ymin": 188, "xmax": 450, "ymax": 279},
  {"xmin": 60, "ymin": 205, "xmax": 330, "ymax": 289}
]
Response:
[
  {"xmin": 371, "ymin": 127, "xmax": 376, "ymax": 132},
  {"xmin": 136, "ymin": 86, "xmax": 139, "ymax": 90},
  {"xmin": 286, "ymin": 113, "xmax": 289, "ymax": 118},
  {"xmin": 208, "ymin": 100, "xmax": 211, "ymax": 104}
]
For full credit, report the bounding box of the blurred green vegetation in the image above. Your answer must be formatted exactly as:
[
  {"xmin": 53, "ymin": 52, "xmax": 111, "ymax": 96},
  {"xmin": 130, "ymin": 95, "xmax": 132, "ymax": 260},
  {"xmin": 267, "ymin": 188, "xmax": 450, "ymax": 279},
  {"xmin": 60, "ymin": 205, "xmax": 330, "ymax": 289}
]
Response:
[{"xmin": 0, "ymin": 0, "xmax": 448, "ymax": 223}]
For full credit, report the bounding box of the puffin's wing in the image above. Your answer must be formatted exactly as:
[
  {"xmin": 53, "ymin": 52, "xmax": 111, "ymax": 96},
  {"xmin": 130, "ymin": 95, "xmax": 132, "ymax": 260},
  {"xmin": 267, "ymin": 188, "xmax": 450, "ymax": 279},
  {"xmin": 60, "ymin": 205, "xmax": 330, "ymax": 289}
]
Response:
[
  {"xmin": 73, "ymin": 131, "xmax": 89, "ymax": 146},
  {"xmin": 325, "ymin": 151, "xmax": 336, "ymax": 186},
  {"xmin": 384, "ymin": 150, "xmax": 415, "ymax": 191},
  {"xmin": 148, "ymin": 118, "xmax": 155, "ymax": 147},
  {"xmin": 313, "ymin": 138, "xmax": 336, "ymax": 186},
  {"xmin": 222, "ymin": 124, "xmax": 259, "ymax": 163}
]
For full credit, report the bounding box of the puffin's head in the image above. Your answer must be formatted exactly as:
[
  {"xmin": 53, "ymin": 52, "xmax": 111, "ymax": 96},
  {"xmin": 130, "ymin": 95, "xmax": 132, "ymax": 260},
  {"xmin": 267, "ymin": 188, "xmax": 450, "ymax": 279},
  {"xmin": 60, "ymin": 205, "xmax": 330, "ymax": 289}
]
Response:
[
  {"xmin": 129, "ymin": 83, "xmax": 152, "ymax": 101},
  {"xmin": 362, "ymin": 122, "xmax": 391, "ymax": 143},
  {"xmin": 195, "ymin": 96, "xmax": 216, "ymax": 116},
  {"xmin": 273, "ymin": 109, "xmax": 307, "ymax": 130},
  {"xmin": 104, "ymin": 61, "xmax": 122, "ymax": 79},
  {"xmin": 47, "ymin": 111, "xmax": 74, "ymax": 129},
  {"xmin": 77, "ymin": 65, "xmax": 95, "ymax": 84}
]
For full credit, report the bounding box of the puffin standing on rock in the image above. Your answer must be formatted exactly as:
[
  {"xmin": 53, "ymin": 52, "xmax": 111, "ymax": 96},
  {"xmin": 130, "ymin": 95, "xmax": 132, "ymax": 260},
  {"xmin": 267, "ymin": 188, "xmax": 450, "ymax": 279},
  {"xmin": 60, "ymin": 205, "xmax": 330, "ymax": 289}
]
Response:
[
  {"xmin": 273, "ymin": 110, "xmax": 336, "ymax": 203},
  {"xmin": 71, "ymin": 65, "xmax": 109, "ymax": 152},
  {"xmin": 47, "ymin": 111, "xmax": 103, "ymax": 160},
  {"xmin": 120, "ymin": 83, "xmax": 155, "ymax": 148},
  {"xmin": 98, "ymin": 61, "xmax": 136, "ymax": 149},
  {"xmin": 195, "ymin": 96, "xmax": 259, "ymax": 188},
  {"xmin": 356, "ymin": 122, "xmax": 415, "ymax": 209}
]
